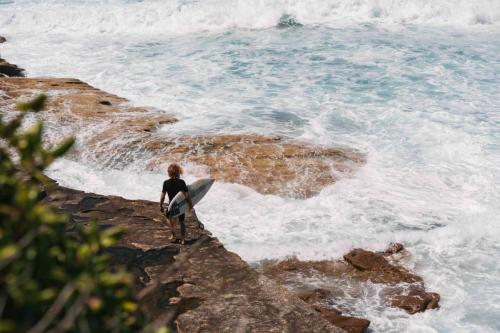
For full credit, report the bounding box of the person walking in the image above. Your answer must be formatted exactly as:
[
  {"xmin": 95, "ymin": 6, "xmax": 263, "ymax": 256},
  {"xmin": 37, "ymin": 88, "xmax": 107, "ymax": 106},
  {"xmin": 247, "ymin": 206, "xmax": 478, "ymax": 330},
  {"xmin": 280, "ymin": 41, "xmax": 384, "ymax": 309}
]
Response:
[{"xmin": 160, "ymin": 163, "xmax": 193, "ymax": 244}]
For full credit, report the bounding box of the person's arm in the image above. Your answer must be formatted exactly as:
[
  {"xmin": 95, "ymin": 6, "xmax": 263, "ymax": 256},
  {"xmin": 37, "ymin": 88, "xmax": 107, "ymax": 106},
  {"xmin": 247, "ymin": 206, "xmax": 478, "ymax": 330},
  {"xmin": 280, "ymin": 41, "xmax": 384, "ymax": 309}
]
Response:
[
  {"xmin": 181, "ymin": 180, "xmax": 193, "ymax": 210},
  {"xmin": 160, "ymin": 191, "xmax": 166, "ymax": 212}
]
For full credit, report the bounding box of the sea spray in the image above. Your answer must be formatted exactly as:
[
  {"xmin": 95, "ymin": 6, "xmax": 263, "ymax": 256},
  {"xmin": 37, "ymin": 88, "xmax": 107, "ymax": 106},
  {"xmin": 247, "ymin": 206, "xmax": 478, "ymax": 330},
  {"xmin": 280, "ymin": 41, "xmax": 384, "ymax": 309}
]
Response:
[{"xmin": 1, "ymin": 0, "xmax": 500, "ymax": 36}]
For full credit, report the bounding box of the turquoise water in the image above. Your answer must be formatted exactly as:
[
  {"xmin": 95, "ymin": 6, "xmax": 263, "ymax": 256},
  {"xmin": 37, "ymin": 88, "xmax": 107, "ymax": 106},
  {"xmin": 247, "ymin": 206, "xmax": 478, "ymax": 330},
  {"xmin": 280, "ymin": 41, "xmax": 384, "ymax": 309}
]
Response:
[{"xmin": 1, "ymin": 1, "xmax": 500, "ymax": 331}]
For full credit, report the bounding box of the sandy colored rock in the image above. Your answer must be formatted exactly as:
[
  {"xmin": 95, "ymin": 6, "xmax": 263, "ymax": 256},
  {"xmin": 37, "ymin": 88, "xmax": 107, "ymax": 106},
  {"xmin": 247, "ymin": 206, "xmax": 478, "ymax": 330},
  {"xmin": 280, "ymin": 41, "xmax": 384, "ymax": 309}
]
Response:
[
  {"xmin": 147, "ymin": 134, "xmax": 365, "ymax": 198},
  {"xmin": 1, "ymin": 77, "xmax": 365, "ymax": 198},
  {"xmin": 43, "ymin": 180, "xmax": 345, "ymax": 333},
  {"xmin": 0, "ymin": 77, "xmax": 176, "ymax": 126}
]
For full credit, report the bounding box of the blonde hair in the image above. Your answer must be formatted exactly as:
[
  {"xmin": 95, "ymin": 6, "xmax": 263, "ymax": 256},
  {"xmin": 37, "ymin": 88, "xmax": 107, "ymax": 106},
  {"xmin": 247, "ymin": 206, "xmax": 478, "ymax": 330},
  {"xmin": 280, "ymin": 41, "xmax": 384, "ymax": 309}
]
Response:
[{"xmin": 167, "ymin": 163, "xmax": 183, "ymax": 178}]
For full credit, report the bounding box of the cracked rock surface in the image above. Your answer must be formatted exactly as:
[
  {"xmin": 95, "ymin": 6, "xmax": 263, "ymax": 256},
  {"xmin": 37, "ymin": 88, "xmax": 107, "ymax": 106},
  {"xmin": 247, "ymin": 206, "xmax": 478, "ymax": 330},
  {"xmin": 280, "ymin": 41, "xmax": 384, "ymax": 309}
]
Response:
[{"xmin": 43, "ymin": 180, "xmax": 345, "ymax": 332}]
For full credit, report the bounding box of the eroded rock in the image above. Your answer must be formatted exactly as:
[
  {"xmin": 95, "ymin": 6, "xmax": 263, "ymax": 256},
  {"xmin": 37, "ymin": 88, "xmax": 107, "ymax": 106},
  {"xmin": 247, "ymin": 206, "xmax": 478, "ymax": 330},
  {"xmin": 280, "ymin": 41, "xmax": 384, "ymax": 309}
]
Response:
[
  {"xmin": 312, "ymin": 306, "xmax": 370, "ymax": 333},
  {"xmin": 147, "ymin": 134, "xmax": 366, "ymax": 198},
  {"xmin": 344, "ymin": 248, "xmax": 421, "ymax": 284},
  {"xmin": 260, "ymin": 245, "xmax": 440, "ymax": 326},
  {"xmin": 43, "ymin": 180, "xmax": 345, "ymax": 332},
  {"xmin": 389, "ymin": 287, "xmax": 440, "ymax": 314},
  {"xmin": 0, "ymin": 77, "xmax": 366, "ymax": 198},
  {"xmin": 260, "ymin": 258, "xmax": 370, "ymax": 332}
]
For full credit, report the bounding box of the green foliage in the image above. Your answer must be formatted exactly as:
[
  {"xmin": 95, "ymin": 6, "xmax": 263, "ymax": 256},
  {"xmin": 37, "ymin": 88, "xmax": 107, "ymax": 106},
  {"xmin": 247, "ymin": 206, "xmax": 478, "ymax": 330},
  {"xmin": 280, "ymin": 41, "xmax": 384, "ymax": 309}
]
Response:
[{"xmin": 0, "ymin": 96, "xmax": 149, "ymax": 332}]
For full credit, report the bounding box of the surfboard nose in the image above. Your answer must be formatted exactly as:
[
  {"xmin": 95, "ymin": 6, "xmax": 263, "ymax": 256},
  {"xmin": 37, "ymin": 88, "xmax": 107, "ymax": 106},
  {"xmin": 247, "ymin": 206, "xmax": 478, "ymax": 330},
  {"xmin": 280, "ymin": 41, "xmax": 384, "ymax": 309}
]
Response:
[{"xmin": 206, "ymin": 178, "xmax": 215, "ymax": 190}]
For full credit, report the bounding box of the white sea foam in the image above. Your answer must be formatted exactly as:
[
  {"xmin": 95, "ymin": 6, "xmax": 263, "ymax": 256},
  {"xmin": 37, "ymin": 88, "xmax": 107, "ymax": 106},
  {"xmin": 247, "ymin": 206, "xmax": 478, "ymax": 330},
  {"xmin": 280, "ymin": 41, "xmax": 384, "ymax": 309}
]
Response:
[
  {"xmin": 1, "ymin": 0, "xmax": 500, "ymax": 37},
  {"xmin": 2, "ymin": 0, "xmax": 500, "ymax": 331}
]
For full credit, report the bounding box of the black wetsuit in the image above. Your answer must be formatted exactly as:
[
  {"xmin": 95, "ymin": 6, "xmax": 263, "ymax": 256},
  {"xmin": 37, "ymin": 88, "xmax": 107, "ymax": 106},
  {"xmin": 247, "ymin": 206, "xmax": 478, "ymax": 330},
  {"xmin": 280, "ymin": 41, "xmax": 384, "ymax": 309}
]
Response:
[{"xmin": 162, "ymin": 177, "xmax": 188, "ymax": 226}]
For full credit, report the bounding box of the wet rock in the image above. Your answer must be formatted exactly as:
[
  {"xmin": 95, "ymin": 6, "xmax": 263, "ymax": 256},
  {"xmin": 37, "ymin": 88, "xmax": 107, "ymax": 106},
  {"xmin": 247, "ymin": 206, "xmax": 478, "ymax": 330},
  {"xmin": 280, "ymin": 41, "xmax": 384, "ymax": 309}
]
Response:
[
  {"xmin": 261, "ymin": 247, "xmax": 440, "ymax": 323},
  {"xmin": 43, "ymin": 180, "xmax": 345, "ymax": 332},
  {"xmin": 0, "ymin": 77, "xmax": 366, "ymax": 198},
  {"xmin": 147, "ymin": 134, "xmax": 365, "ymax": 198},
  {"xmin": 389, "ymin": 287, "xmax": 440, "ymax": 314},
  {"xmin": 384, "ymin": 242, "xmax": 404, "ymax": 255},
  {"xmin": 0, "ymin": 78, "xmax": 176, "ymax": 126},
  {"xmin": 297, "ymin": 288, "xmax": 338, "ymax": 307},
  {"xmin": 344, "ymin": 248, "xmax": 421, "ymax": 284},
  {"xmin": 260, "ymin": 258, "xmax": 370, "ymax": 332},
  {"xmin": 277, "ymin": 14, "xmax": 303, "ymax": 28},
  {"xmin": 312, "ymin": 306, "xmax": 370, "ymax": 333},
  {"xmin": 0, "ymin": 58, "xmax": 25, "ymax": 77},
  {"xmin": 343, "ymin": 248, "xmax": 440, "ymax": 313}
]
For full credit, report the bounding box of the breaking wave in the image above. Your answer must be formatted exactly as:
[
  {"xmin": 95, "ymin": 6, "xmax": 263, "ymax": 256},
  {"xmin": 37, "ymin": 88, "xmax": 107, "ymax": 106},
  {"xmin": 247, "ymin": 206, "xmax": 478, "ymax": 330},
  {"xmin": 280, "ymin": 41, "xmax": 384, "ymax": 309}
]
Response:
[{"xmin": 1, "ymin": 0, "xmax": 500, "ymax": 36}]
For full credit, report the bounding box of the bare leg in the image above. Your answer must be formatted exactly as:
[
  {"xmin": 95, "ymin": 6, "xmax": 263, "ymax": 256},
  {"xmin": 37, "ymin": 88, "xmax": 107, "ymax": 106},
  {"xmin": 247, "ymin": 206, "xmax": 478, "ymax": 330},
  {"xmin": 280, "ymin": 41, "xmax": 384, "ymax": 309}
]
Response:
[
  {"xmin": 162, "ymin": 215, "xmax": 175, "ymax": 240},
  {"xmin": 178, "ymin": 214, "xmax": 186, "ymax": 245}
]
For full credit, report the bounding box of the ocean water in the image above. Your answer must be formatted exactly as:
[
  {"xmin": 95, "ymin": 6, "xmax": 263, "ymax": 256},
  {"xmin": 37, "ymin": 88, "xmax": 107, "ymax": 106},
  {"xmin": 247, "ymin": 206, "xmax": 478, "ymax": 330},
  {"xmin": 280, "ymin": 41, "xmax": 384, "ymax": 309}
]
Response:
[{"xmin": 1, "ymin": 0, "xmax": 500, "ymax": 332}]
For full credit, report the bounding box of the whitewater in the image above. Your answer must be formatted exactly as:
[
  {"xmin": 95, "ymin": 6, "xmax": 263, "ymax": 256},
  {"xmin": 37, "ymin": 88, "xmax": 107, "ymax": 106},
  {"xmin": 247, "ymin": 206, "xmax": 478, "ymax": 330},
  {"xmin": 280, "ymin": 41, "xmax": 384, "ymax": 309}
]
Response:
[{"xmin": 1, "ymin": 0, "xmax": 500, "ymax": 331}]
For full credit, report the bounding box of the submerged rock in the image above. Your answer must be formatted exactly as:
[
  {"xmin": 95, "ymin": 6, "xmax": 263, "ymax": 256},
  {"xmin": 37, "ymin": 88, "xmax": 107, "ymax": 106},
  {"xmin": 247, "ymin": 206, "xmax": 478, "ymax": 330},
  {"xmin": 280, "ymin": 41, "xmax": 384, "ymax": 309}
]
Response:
[
  {"xmin": 277, "ymin": 14, "xmax": 303, "ymax": 28},
  {"xmin": 147, "ymin": 134, "xmax": 366, "ymax": 198},
  {"xmin": 43, "ymin": 180, "xmax": 345, "ymax": 332},
  {"xmin": 0, "ymin": 77, "xmax": 366, "ymax": 198},
  {"xmin": 260, "ymin": 244, "xmax": 440, "ymax": 329}
]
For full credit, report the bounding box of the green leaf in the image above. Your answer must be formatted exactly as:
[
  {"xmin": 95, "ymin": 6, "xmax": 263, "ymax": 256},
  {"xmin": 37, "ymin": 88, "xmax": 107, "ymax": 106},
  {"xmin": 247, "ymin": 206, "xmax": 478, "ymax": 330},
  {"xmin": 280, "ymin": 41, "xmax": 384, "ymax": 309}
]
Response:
[
  {"xmin": 49, "ymin": 137, "xmax": 75, "ymax": 158},
  {"xmin": 0, "ymin": 244, "xmax": 17, "ymax": 261},
  {"xmin": 16, "ymin": 94, "xmax": 47, "ymax": 112}
]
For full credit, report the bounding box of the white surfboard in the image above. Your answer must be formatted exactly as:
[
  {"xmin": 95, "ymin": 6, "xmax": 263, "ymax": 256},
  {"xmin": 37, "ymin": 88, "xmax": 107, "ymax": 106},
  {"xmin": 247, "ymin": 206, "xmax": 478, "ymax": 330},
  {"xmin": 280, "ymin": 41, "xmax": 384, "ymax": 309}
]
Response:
[{"xmin": 167, "ymin": 178, "xmax": 215, "ymax": 218}]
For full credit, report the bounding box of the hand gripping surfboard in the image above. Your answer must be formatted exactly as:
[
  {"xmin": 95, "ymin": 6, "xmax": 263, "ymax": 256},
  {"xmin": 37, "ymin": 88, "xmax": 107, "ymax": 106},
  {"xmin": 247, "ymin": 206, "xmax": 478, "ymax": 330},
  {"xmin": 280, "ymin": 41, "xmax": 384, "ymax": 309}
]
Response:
[{"xmin": 166, "ymin": 178, "xmax": 215, "ymax": 218}]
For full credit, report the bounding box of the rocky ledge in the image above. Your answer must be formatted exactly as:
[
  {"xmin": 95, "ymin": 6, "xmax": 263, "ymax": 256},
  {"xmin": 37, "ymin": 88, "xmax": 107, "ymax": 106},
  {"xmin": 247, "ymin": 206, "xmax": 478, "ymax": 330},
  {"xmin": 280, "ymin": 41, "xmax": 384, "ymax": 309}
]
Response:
[
  {"xmin": 43, "ymin": 180, "xmax": 345, "ymax": 332},
  {"xmin": 0, "ymin": 77, "xmax": 365, "ymax": 198},
  {"xmin": 44, "ymin": 180, "xmax": 439, "ymax": 333}
]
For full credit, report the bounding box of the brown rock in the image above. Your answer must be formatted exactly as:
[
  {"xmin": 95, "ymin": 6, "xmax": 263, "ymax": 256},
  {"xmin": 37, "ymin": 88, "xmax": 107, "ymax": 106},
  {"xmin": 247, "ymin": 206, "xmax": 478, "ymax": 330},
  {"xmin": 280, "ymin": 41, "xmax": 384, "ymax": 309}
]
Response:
[
  {"xmin": 0, "ymin": 77, "xmax": 366, "ymax": 198},
  {"xmin": 343, "ymin": 248, "xmax": 440, "ymax": 313},
  {"xmin": 147, "ymin": 134, "xmax": 365, "ymax": 198},
  {"xmin": 313, "ymin": 306, "xmax": 370, "ymax": 333},
  {"xmin": 389, "ymin": 288, "xmax": 440, "ymax": 314},
  {"xmin": 260, "ymin": 258, "xmax": 370, "ymax": 332},
  {"xmin": 344, "ymin": 248, "xmax": 421, "ymax": 284},
  {"xmin": 43, "ymin": 180, "xmax": 345, "ymax": 333},
  {"xmin": 261, "ymin": 247, "xmax": 440, "ymax": 324},
  {"xmin": 297, "ymin": 288, "xmax": 338, "ymax": 307}
]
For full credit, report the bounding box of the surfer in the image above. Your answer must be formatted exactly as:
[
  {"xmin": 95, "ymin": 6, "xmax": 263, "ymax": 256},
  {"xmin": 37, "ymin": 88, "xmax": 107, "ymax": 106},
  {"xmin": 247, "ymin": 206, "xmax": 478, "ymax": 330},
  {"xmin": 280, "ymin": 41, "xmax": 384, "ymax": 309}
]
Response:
[{"xmin": 160, "ymin": 163, "xmax": 193, "ymax": 244}]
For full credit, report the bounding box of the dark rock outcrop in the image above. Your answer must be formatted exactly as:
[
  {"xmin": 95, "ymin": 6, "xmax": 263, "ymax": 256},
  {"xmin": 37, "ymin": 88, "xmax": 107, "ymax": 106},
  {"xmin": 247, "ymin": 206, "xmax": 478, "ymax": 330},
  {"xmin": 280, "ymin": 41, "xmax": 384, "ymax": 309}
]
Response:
[
  {"xmin": 0, "ymin": 58, "xmax": 25, "ymax": 77},
  {"xmin": 43, "ymin": 180, "xmax": 345, "ymax": 332},
  {"xmin": 0, "ymin": 38, "xmax": 24, "ymax": 76}
]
